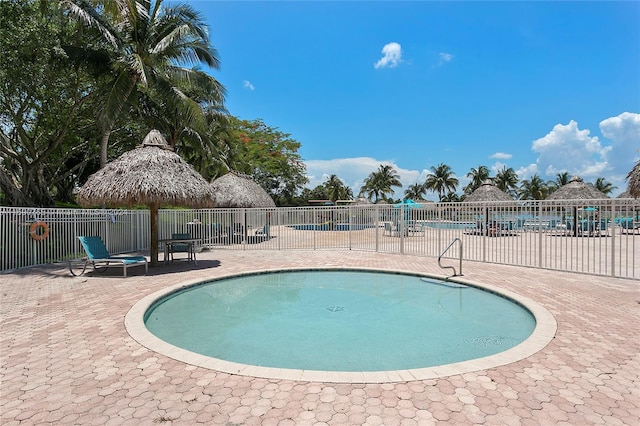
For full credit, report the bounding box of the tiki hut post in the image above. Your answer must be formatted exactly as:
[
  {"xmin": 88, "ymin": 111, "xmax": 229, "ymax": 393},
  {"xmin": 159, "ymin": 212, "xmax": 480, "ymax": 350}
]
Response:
[{"xmin": 150, "ymin": 202, "xmax": 160, "ymax": 266}]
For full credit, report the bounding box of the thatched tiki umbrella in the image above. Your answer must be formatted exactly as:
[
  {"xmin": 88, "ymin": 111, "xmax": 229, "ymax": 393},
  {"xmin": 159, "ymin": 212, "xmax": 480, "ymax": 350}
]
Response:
[
  {"xmin": 546, "ymin": 176, "xmax": 609, "ymax": 236},
  {"xmin": 465, "ymin": 180, "xmax": 515, "ymax": 235},
  {"xmin": 547, "ymin": 176, "xmax": 609, "ymax": 201},
  {"xmin": 465, "ymin": 180, "xmax": 515, "ymax": 203},
  {"xmin": 210, "ymin": 171, "xmax": 276, "ymax": 208},
  {"xmin": 626, "ymin": 161, "xmax": 640, "ymax": 198},
  {"xmin": 211, "ymin": 171, "xmax": 276, "ymax": 240},
  {"xmin": 76, "ymin": 130, "xmax": 216, "ymax": 266}
]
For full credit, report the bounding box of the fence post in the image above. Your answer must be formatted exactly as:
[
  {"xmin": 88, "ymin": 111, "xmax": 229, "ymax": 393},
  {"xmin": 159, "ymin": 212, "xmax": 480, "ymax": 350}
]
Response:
[
  {"xmin": 611, "ymin": 200, "xmax": 616, "ymax": 277},
  {"xmin": 538, "ymin": 202, "xmax": 543, "ymax": 269}
]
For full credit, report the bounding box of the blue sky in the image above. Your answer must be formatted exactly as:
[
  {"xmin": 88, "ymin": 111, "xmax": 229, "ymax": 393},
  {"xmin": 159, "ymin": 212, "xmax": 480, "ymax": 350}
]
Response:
[{"xmin": 189, "ymin": 1, "xmax": 640, "ymax": 200}]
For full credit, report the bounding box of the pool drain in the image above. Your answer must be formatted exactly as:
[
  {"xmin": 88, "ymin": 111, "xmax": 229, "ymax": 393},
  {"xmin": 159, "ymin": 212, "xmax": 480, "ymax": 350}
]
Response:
[{"xmin": 326, "ymin": 306, "xmax": 344, "ymax": 312}]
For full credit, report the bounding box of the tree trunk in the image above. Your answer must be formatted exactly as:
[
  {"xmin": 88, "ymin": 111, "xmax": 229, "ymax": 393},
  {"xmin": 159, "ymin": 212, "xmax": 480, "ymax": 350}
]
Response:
[{"xmin": 100, "ymin": 128, "xmax": 111, "ymax": 169}]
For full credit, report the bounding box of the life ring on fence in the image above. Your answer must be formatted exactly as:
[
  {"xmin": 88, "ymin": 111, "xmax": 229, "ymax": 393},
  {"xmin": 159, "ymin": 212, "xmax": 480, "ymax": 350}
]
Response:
[{"xmin": 29, "ymin": 221, "xmax": 49, "ymax": 241}]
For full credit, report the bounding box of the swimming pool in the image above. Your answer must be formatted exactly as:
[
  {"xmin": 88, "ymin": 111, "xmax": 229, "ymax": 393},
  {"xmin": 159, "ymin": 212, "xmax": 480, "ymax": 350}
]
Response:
[
  {"xmin": 128, "ymin": 269, "xmax": 556, "ymax": 382},
  {"xmin": 289, "ymin": 223, "xmax": 376, "ymax": 231},
  {"xmin": 421, "ymin": 221, "xmax": 477, "ymax": 230}
]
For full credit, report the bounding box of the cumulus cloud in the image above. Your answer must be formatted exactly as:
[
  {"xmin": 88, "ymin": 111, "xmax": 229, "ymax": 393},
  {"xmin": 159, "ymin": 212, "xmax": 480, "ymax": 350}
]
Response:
[
  {"xmin": 599, "ymin": 112, "xmax": 640, "ymax": 168},
  {"xmin": 490, "ymin": 152, "xmax": 512, "ymax": 160},
  {"xmin": 304, "ymin": 157, "xmax": 430, "ymax": 199},
  {"xmin": 374, "ymin": 42, "xmax": 403, "ymax": 69},
  {"xmin": 515, "ymin": 113, "xmax": 640, "ymax": 195},
  {"xmin": 600, "ymin": 112, "xmax": 640, "ymax": 143},
  {"xmin": 529, "ymin": 120, "xmax": 611, "ymax": 179},
  {"xmin": 243, "ymin": 80, "xmax": 255, "ymax": 91}
]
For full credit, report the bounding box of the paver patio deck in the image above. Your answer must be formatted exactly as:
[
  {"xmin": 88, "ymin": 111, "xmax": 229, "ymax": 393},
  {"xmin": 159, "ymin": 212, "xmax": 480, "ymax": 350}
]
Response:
[{"xmin": 1, "ymin": 249, "xmax": 639, "ymax": 425}]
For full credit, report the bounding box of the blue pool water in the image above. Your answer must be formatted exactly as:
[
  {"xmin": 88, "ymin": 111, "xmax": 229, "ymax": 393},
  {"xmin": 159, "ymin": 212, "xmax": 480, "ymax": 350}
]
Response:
[
  {"xmin": 145, "ymin": 270, "xmax": 535, "ymax": 372},
  {"xmin": 289, "ymin": 223, "xmax": 375, "ymax": 231},
  {"xmin": 422, "ymin": 221, "xmax": 477, "ymax": 230}
]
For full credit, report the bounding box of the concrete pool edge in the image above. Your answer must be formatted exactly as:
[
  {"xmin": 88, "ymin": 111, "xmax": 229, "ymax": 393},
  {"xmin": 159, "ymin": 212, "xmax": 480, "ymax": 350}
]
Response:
[{"xmin": 124, "ymin": 267, "xmax": 558, "ymax": 384}]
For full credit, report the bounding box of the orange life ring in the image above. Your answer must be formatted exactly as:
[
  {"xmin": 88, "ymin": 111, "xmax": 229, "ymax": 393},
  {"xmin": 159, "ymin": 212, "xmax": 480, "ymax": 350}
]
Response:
[{"xmin": 29, "ymin": 221, "xmax": 49, "ymax": 241}]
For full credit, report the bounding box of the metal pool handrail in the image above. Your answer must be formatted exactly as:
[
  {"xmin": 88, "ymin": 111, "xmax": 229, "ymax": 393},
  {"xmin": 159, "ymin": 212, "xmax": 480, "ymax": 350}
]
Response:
[{"xmin": 439, "ymin": 237, "xmax": 462, "ymax": 277}]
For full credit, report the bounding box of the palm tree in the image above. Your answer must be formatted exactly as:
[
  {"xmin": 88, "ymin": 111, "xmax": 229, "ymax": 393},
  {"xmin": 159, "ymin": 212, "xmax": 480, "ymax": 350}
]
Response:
[
  {"xmin": 324, "ymin": 174, "xmax": 352, "ymax": 202},
  {"xmin": 61, "ymin": 0, "xmax": 225, "ymax": 167},
  {"xmin": 404, "ymin": 183, "xmax": 427, "ymax": 201},
  {"xmin": 441, "ymin": 192, "xmax": 461, "ymax": 202},
  {"xmin": 494, "ymin": 166, "xmax": 519, "ymax": 197},
  {"xmin": 548, "ymin": 171, "xmax": 571, "ymax": 194},
  {"xmin": 424, "ymin": 163, "xmax": 458, "ymax": 201},
  {"xmin": 463, "ymin": 165, "xmax": 491, "ymax": 194},
  {"xmin": 360, "ymin": 165, "xmax": 402, "ymax": 203},
  {"xmin": 594, "ymin": 177, "xmax": 616, "ymax": 195},
  {"xmin": 518, "ymin": 174, "xmax": 549, "ymax": 200}
]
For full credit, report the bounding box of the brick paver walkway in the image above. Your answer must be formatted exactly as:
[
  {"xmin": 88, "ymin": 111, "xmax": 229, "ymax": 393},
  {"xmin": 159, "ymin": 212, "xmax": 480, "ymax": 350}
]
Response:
[{"xmin": 1, "ymin": 249, "xmax": 639, "ymax": 425}]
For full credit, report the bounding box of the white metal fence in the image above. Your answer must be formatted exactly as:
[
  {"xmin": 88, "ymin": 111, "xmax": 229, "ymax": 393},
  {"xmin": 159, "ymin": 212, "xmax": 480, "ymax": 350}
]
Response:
[{"xmin": 2, "ymin": 198, "xmax": 639, "ymax": 278}]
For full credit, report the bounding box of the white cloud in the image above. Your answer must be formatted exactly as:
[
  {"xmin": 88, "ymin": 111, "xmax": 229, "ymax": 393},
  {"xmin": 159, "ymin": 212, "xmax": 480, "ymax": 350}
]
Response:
[
  {"xmin": 515, "ymin": 163, "xmax": 538, "ymax": 182},
  {"xmin": 374, "ymin": 42, "xmax": 403, "ymax": 69},
  {"xmin": 304, "ymin": 157, "xmax": 433, "ymax": 200},
  {"xmin": 599, "ymin": 112, "xmax": 640, "ymax": 194},
  {"xmin": 490, "ymin": 152, "xmax": 512, "ymax": 160},
  {"xmin": 529, "ymin": 120, "xmax": 610, "ymax": 180},
  {"xmin": 515, "ymin": 113, "xmax": 640, "ymax": 196},
  {"xmin": 599, "ymin": 112, "xmax": 640, "ymax": 168},
  {"xmin": 243, "ymin": 80, "xmax": 255, "ymax": 91},
  {"xmin": 600, "ymin": 112, "xmax": 640, "ymax": 143}
]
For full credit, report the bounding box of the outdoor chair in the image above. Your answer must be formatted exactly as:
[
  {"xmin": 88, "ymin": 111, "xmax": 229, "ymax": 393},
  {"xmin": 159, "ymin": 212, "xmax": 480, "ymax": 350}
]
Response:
[
  {"xmin": 383, "ymin": 222, "xmax": 398, "ymax": 236},
  {"xmin": 168, "ymin": 233, "xmax": 195, "ymax": 263},
  {"xmin": 72, "ymin": 236, "xmax": 148, "ymax": 277}
]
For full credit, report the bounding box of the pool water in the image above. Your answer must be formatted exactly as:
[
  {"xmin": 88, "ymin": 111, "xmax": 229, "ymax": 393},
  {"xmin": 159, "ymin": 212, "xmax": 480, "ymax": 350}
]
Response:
[
  {"xmin": 421, "ymin": 221, "xmax": 477, "ymax": 230},
  {"xmin": 145, "ymin": 270, "xmax": 535, "ymax": 372},
  {"xmin": 289, "ymin": 223, "xmax": 375, "ymax": 231}
]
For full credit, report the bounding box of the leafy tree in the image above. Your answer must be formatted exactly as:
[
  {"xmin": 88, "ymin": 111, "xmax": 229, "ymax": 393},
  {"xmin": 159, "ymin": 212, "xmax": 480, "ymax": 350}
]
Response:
[
  {"xmin": 0, "ymin": 0, "xmax": 99, "ymax": 206},
  {"xmin": 300, "ymin": 186, "xmax": 330, "ymax": 202},
  {"xmin": 463, "ymin": 165, "xmax": 491, "ymax": 194},
  {"xmin": 519, "ymin": 174, "xmax": 549, "ymax": 200},
  {"xmin": 299, "ymin": 175, "xmax": 353, "ymax": 204},
  {"xmin": 494, "ymin": 166, "xmax": 519, "ymax": 197},
  {"xmin": 404, "ymin": 183, "xmax": 427, "ymax": 201},
  {"xmin": 360, "ymin": 165, "xmax": 402, "ymax": 203},
  {"xmin": 424, "ymin": 163, "xmax": 458, "ymax": 201},
  {"xmin": 594, "ymin": 177, "xmax": 616, "ymax": 195},
  {"xmin": 61, "ymin": 0, "xmax": 224, "ymax": 168},
  {"xmin": 222, "ymin": 117, "xmax": 307, "ymax": 206}
]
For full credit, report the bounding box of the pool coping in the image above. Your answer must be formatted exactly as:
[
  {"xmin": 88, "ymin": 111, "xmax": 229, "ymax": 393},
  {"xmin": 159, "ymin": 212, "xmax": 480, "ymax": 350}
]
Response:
[{"xmin": 124, "ymin": 267, "xmax": 557, "ymax": 384}]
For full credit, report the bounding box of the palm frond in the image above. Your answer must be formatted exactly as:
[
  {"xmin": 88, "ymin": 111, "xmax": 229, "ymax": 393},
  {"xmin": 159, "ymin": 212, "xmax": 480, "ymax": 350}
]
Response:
[
  {"xmin": 59, "ymin": 0, "xmax": 120, "ymax": 48},
  {"xmin": 99, "ymin": 68, "xmax": 137, "ymax": 127}
]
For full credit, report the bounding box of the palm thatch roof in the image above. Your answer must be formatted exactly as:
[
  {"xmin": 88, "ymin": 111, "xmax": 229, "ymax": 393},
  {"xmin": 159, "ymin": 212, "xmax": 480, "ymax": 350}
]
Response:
[
  {"xmin": 626, "ymin": 161, "xmax": 640, "ymax": 198},
  {"xmin": 76, "ymin": 130, "xmax": 215, "ymax": 208},
  {"xmin": 76, "ymin": 129, "xmax": 215, "ymax": 266},
  {"xmin": 464, "ymin": 180, "xmax": 515, "ymax": 203},
  {"xmin": 211, "ymin": 172, "xmax": 276, "ymax": 208},
  {"xmin": 546, "ymin": 176, "xmax": 609, "ymax": 201}
]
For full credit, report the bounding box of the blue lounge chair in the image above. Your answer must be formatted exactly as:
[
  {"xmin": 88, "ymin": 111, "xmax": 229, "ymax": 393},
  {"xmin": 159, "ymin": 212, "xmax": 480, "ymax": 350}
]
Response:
[{"xmin": 72, "ymin": 236, "xmax": 148, "ymax": 277}]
